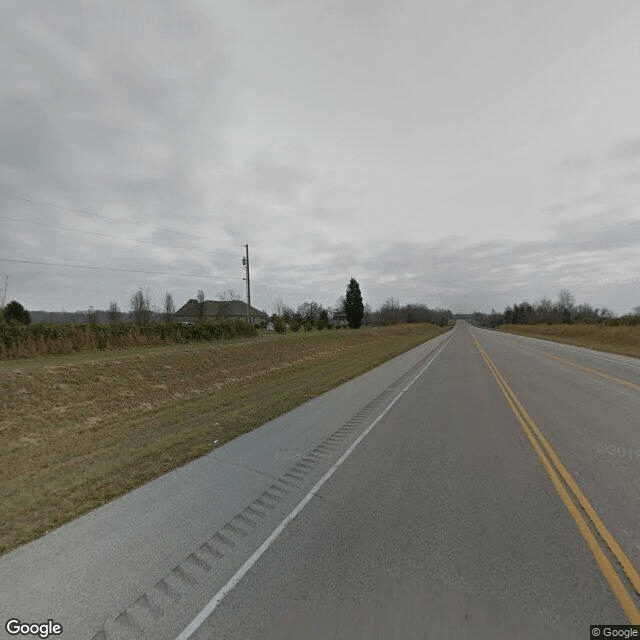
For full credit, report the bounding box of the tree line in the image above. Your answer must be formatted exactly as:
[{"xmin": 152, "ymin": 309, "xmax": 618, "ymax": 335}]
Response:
[
  {"xmin": 1, "ymin": 278, "xmax": 454, "ymax": 331},
  {"xmin": 269, "ymin": 278, "xmax": 363, "ymax": 332},
  {"xmin": 470, "ymin": 289, "xmax": 640, "ymax": 328},
  {"xmin": 0, "ymin": 288, "xmax": 179, "ymax": 326},
  {"xmin": 269, "ymin": 278, "xmax": 452, "ymax": 333}
]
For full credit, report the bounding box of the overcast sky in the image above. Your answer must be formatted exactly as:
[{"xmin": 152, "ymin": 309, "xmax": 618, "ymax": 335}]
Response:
[{"xmin": 2, "ymin": 1, "xmax": 640, "ymax": 315}]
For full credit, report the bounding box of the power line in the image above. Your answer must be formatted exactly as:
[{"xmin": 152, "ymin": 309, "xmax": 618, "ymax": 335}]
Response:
[
  {"xmin": 0, "ymin": 258, "xmax": 244, "ymax": 280},
  {"xmin": 0, "ymin": 214, "xmax": 237, "ymax": 257},
  {"xmin": 0, "ymin": 191, "xmax": 238, "ymax": 252}
]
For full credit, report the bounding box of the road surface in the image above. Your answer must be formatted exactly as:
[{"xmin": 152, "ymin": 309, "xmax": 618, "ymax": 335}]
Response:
[{"xmin": 1, "ymin": 321, "xmax": 639, "ymax": 639}]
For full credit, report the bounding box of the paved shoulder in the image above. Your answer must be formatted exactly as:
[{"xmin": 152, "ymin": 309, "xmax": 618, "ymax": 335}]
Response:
[{"xmin": 0, "ymin": 330, "xmax": 452, "ymax": 640}]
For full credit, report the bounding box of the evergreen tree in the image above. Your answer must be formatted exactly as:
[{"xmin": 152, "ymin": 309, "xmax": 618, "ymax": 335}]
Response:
[
  {"xmin": 4, "ymin": 300, "xmax": 31, "ymax": 324},
  {"xmin": 344, "ymin": 278, "xmax": 364, "ymax": 329}
]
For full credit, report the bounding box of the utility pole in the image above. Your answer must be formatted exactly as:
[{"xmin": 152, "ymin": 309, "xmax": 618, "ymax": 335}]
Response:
[
  {"xmin": 242, "ymin": 244, "xmax": 251, "ymax": 323},
  {"xmin": 1, "ymin": 275, "xmax": 8, "ymax": 309}
]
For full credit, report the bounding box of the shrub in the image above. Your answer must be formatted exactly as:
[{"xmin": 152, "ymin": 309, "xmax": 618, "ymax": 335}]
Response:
[
  {"xmin": 289, "ymin": 320, "xmax": 301, "ymax": 332},
  {"xmin": 0, "ymin": 319, "xmax": 258, "ymax": 360},
  {"xmin": 273, "ymin": 317, "xmax": 287, "ymax": 334}
]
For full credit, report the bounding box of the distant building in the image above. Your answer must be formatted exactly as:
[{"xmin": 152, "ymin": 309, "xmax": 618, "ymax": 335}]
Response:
[
  {"xmin": 332, "ymin": 312, "xmax": 348, "ymax": 327},
  {"xmin": 175, "ymin": 300, "xmax": 268, "ymax": 325}
]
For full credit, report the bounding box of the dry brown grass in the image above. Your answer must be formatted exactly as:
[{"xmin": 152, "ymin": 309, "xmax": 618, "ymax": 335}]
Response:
[
  {"xmin": 0, "ymin": 323, "xmax": 448, "ymax": 554},
  {"xmin": 1, "ymin": 329, "xmax": 162, "ymax": 359},
  {"xmin": 0, "ymin": 320, "xmax": 255, "ymax": 360},
  {"xmin": 497, "ymin": 323, "xmax": 640, "ymax": 358}
]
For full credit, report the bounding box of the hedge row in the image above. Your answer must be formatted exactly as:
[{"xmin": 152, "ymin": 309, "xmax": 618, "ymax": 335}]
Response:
[{"xmin": 0, "ymin": 320, "xmax": 258, "ymax": 360}]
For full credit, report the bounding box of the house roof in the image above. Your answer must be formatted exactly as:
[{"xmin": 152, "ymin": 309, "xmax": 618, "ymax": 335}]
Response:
[{"xmin": 175, "ymin": 299, "xmax": 267, "ymax": 318}]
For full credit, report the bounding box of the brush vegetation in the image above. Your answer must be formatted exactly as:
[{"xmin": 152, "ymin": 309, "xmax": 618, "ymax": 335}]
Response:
[
  {"xmin": 498, "ymin": 323, "xmax": 640, "ymax": 359},
  {"xmin": 0, "ymin": 323, "xmax": 448, "ymax": 554},
  {"xmin": 0, "ymin": 320, "xmax": 257, "ymax": 360}
]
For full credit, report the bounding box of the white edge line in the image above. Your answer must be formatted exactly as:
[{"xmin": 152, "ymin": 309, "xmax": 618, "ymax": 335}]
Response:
[
  {"xmin": 490, "ymin": 327, "xmax": 640, "ymax": 370},
  {"xmin": 174, "ymin": 329, "xmax": 455, "ymax": 640}
]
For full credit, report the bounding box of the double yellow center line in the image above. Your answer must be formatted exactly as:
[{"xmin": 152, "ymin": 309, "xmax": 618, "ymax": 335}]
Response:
[{"xmin": 473, "ymin": 336, "xmax": 640, "ymax": 624}]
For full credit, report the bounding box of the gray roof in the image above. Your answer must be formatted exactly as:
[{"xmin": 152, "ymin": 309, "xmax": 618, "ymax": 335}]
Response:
[{"xmin": 175, "ymin": 299, "xmax": 267, "ymax": 318}]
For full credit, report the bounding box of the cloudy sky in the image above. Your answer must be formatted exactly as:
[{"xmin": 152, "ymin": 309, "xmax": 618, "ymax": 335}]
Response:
[{"xmin": 2, "ymin": 1, "xmax": 640, "ymax": 316}]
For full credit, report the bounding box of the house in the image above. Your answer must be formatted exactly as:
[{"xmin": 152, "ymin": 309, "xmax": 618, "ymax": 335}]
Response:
[
  {"xmin": 332, "ymin": 312, "xmax": 349, "ymax": 327},
  {"xmin": 175, "ymin": 300, "xmax": 268, "ymax": 325}
]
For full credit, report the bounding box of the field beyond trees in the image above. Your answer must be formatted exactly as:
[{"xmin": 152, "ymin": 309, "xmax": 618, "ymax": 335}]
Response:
[
  {"xmin": 0, "ymin": 323, "xmax": 448, "ymax": 555},
  {"xmin": 498, "ymin": 323, "xmax": 640, "ymax": 359}
]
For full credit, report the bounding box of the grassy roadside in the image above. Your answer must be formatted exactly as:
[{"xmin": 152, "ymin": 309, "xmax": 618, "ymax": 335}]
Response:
[
  {"xmin": 0, "ymin": 323, "xmax": 448, "ymax": 555},
  {"xmin": 497, "ymin": 324, "xmax": 640, "ymax": 359}
]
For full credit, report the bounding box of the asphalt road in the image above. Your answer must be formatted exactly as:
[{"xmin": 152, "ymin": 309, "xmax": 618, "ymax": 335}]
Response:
[{"xmin": 2, "ymin": 321, "xmax": 639, "ymax": 639}]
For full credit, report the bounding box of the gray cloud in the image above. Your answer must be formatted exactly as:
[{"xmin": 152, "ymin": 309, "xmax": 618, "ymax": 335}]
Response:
[
  {"xmin": 618, "ymin": 170, "xmax": 640, "ymax": 185},
  {"xmin": 2, "ymin": 1, "xmax": 640, "ymax": 317},
  {"xmin": 610, "ymin": 137, "xmax": 640, "ymax": 161},
  {"xmin": 556, "ymin": 151, "xmax": 593, "ymax": 174}
]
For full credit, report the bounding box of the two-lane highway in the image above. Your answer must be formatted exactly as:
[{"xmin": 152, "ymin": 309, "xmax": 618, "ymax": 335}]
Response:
[
  {"xmin": 184, "ymin": 321, "xmax": 640, "ymax": 639},
  {"xmin": 2, "ymin": 321, "xmax": 639, "ymax": 639}
]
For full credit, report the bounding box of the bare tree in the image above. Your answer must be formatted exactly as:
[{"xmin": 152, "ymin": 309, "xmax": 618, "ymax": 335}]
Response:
[
  {"xmin": 163, "ymin": 292, "xmax": 176, "ymax": 323},
  {"xmin": 85, "ymin": 305, "xmax": 98, "ymax": 324},
  {"xmin": 197, "ymin": 289, "xmax": 206, "ymax": 321},
  {"xmin": 272, "ymin": 297, "xmax": 286, "ymax": 316},
  {"xmin": 108, "ymin": 301, "xmax": 121, "ymax": 324},
  {"xmin": 129, "ymin": 288, "xmax": 152, "ymax": 325},
  {"xmin": 272, "ymin": 297, "xmax": 294, "ymax": 322},
  {"xmin": 297, "ymin": 301, "xmax": 323, "ymax": 322},
  {"xmin": 558, "ymin": 289, "xmax": 575, "ymax": 324},
  {"xmin": 217, "ymin": 288, "xmax": 242, "ymax": 301},
  {"xmin": 535, "ymin": 297, "xmax": 557, "ymax": 323},
  {"xmin": 379, "ymin": 298, "xmax": 401, "ymax": 324},
  {"xmin": 558, "ymin": 289, "xmax": 575, "ymax": 309}
]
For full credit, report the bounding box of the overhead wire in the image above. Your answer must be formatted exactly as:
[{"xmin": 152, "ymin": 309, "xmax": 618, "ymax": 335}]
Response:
[
  {"xmin": 0, "ymin": 214, "xmax": 239, "ymax": 257},
  {"xmin": 0, "ymin": 258, "xmax": 244, "ymax": 280},
  {"xmin": 0, "ymin": 190, "xmax": 240, "ymax": 255}
]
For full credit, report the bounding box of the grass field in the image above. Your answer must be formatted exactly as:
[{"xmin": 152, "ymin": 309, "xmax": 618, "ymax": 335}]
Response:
[
  {"xmin": 0, "ymin": 323, "xmax": 448, "ymax": 555},
  {"xmin": 497, "ymin": 323, "xmax": 640, "ymax": 359}
]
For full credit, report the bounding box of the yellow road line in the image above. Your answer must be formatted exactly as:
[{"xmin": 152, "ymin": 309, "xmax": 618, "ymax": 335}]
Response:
[
  {"xmin": 473, "ymin": 337, "xmax": 640, "ymax": 624},
  {"xmin": 511, "ymin": 341, "xmax": 640, "ymax": 392}
]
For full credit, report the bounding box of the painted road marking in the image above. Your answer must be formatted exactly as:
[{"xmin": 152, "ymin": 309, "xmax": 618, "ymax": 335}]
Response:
[
  {"xmin": 506, "ymin": 339, "xmax": 640, "ymax": 392},
  {"xmin": 474, "ymin": 336, "xmax": 640, "ymax": 624},
  {"xmin": 173, "ymin": 330, "xmax": 456, "ymax": 640},
  {"xmin": 502, "ymin": 333, "xmax": 640, "ymax": 372}
]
